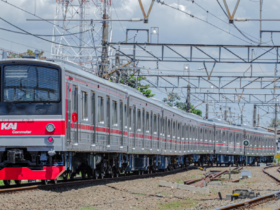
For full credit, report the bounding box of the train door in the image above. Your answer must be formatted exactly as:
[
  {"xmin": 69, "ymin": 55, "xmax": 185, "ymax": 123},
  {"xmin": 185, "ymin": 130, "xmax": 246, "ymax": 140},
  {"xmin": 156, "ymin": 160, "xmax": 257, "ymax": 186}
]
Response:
[
  {"xmin": 152, "ymin": 113, "xmax": 158, "ymax": 150},
  {"xmin": 158, "ymin": 114, "xmax": 162, "ymax": 152},
  {"xmin": 110, "ymin": 97, "xmax": 120, "ymax": 149},
  {"xmin": 97, "ymin": 94, "xmax": 105, "ymax": 147},
  {"xmin": 186, "ymin": 124, "xmax": 190, "ymax": 153},
  {"xmin": 193, "ymin": 127, "xmax": 197, "ymax": 152},
  {"xmin": 235, "ymin": 133, "xmax": 239, "ymax": 154},
  {"xmin": 135, "ymin": 107, "xmax": 141, "ymax": 151},
  {"xmin": 221, "ymin": 131, "xmax": 226, "ymax": 154},
  {"xmin": 80, "ymin": 88, "xmax": 90, "ymax": 147},
  {"xmin": 119, "ymin": 100, "xmax": 124, "ymax": 147},
  {"xmin": 208, "ymin": 129, "xmax": 212, "ymax": 153},
  {"xmin": 71, "ymin": 85, "xmax": 78, "ymax": 146},
  {"xmin": 91, "ymin": 92, "xmax": 97, "ymax": 147},
  {"xmin": 215, "ymin": 130, "xmax": 220, "ymax": 154},
  {"xmin": 66, "ymin": 82, "xmax": 71, "ymax": 146},
  {"xmin": 228, "ymin": 133, "xmax": 233, "ymax": 153},
  {"xmin": 144, "ymin": 110, "xmax": 151, "ymax": 151},
  {"xmin": 123, "ymin": 104, "xmax": 128, "ymax": 147},
  {"xmin": 182, "ymin": 123, "xmax": 186, "ymax": 153}
]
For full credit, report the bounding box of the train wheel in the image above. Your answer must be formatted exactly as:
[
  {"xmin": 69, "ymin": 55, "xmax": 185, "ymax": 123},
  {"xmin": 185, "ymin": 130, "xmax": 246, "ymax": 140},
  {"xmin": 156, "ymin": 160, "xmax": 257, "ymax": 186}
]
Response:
[
  {"xmin": 41, "ymin": 180, "xmax": 48, "ymax": 185},
  {"xmin": 3, "ymin": 180, "xmax": 10, "ymax": 186},
  {"xmin": 115, "ymin": 172, "xmax": 119, "ymax": 178},
  {"xmin": 70, "ymin": 173, "xmax": 75, "ymax": 180},
  {"xmin": 53, "ymin": 179, "xmax": 58, "ymax": 184},
  {"xmin": 82, "ymin": 171, "xmax": 86, "ymax": 179},
  {"xmin": 15, "ymin": 180, "xmax": 21, "ymax": 185},
  {"xmin": 94, "ymin": 171, "xmax": 99, "ymax": 180},
  {"xmin": 100, "ymin": 173, "xmax": 104, "ymax": 179}
]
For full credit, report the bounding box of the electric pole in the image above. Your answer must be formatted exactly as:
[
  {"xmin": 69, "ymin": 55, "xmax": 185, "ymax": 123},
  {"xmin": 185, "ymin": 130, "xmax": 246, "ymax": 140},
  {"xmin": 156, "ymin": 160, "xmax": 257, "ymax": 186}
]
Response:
[
  {"xmin": 100, "ymin": 0, "xmax": 109, "ymax": 78},
  {"xmin": 186, "ymin": 85, "xmax": 191, "ymax": 112}
]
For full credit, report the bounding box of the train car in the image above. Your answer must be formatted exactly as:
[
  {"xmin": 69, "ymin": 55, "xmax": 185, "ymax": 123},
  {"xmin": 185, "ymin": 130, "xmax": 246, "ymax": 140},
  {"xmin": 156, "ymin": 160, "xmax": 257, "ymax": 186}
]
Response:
[{"xmin": 0, "ymin": 58, "xmax": 275, "ymax": 185}]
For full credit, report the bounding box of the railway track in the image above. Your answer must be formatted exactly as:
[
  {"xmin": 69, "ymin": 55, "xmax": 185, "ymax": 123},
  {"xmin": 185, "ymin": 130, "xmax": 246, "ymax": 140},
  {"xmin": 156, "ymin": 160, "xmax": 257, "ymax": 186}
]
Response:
[
  {"xmin": 0, "ymin": 166, "xmax": 196, "ymax": 194},
  {"xmin": 214, "ymin": 165, "xmax": 280, "ymax": 210}
]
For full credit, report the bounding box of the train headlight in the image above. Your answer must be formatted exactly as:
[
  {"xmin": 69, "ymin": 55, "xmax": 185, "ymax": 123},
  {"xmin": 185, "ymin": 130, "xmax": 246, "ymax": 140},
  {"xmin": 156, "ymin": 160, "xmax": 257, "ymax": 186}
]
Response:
[
  {"xmin": 48, "ymin": 137, "xmax": 54, "ymax": 142},
  {"xmin": 46, "ymin": 124, "xmax": 55, "ymax": 132}
]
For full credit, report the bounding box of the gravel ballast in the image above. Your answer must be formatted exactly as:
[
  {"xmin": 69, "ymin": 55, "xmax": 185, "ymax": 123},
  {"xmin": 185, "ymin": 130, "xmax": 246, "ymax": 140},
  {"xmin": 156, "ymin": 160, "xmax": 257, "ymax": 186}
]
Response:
[{"xmin": 0, "ymin": 166, "xmax": 279, "ymax": 210}]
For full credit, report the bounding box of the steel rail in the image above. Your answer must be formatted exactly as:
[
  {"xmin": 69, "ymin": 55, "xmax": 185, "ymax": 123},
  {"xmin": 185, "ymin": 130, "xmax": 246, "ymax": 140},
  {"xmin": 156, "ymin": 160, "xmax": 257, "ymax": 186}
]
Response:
[
  {"xmin": 0, "ymin": 166, "xmax": 193, "ymax": 194},
  {"xmin": 214, "ymin": 165, "xmax": 280, "ymax": 210}
]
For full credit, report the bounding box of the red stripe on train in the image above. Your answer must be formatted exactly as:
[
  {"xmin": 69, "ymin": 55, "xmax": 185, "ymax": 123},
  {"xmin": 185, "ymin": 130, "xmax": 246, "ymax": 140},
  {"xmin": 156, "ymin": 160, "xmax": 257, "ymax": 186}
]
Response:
[{"xmin": 0, "ymin": 121, "xmax": 65, "ymax": 135}]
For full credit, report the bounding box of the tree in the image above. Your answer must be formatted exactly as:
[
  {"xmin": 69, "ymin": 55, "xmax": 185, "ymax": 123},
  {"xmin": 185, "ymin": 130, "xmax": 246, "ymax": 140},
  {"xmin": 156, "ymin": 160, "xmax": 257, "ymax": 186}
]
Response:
[
  {"xmin": 163, "ymin": 92, "xmax": 202, "ymax": 117},
  {"xmin": 120, "ymin": 75, "xmax": 155, "ymax": 98},
  {"xmin": 269, "ymin": 118, "xmax": 280, "ymax": 128},
  {"xmin": 8, "ymin": 49, "xmax": 46, "ymax": 59}
]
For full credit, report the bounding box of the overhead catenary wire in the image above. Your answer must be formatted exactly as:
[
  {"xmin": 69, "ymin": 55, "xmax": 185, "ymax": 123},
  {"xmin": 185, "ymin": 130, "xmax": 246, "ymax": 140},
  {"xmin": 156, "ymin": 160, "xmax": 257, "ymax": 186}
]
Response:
[
  {"xmin": 157, "ymin": 0, "xmax": 254, "ymax": 45},
  {"xmin": 0, "ymin": 16, "xmax": 102, "ymax": 49},
  {"xmin": 0, "ymin": 27, "xmax": 93, "ymax": 37},
  {"xmin": 192, "ymin": 0, "xmax": 260, "ymax": 43},
  {"xmin": 0, "ymin": 0, "xmax": 94, "ymax": 48}
]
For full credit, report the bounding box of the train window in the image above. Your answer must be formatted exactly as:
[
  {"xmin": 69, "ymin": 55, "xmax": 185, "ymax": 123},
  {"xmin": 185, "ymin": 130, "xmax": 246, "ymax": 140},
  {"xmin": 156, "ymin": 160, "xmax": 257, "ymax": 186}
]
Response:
[
  {"xmin": 153, "ymin": 114, "xmax": 157, "ymax": 134},
  {"xmin": 124, "ymin": 105, "xmax": 127, "ymax": 128},
  {"xmin": 146, "ymin": 112, "xmax": 150, "ymax": 132},
  {"xmin": 200, "ymin": 128, "xmax": 203, "ymax": 139},
  {"xmin": 129, "ymin": 107, "xmax": 132, "ymax": 130},
  {"xmin": 3, "ymin": 65, "xmax": 60, "ymax": 102},
  {"xmin": 73, "ymin": 86, "xmax": 78, "ymax": 112},
  {"xmin": 137, "ymin": 109, "xmax": 141, "ymax": 130},
  {"xmin": 82, "ymin": 91, "xmax": 88, "ymax": 121},
  {"xmin": 107, "ymin": 96, "xmax": 110, "ymax": 127},
  {"xmin": 112, "ymin": 100, "xmax": 118, "ymax": 126},
  {"xmin": 173, "ymin": 121, "xmax": 176, "ymax": 138},
  {"xmin": 98, "ymin": 96, "xmax": 104, "ymax": 123},
  {"xmin": 167, "ymin": 119, "xmax": 171, "ymax": 137}
]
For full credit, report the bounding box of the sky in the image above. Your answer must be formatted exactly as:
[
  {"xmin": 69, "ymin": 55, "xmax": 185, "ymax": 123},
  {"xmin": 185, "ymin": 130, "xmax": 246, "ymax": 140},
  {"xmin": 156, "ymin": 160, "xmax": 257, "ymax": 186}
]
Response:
[{"xmin": 0, "ymin": 0, "xmax": 280, "ymax": 127}]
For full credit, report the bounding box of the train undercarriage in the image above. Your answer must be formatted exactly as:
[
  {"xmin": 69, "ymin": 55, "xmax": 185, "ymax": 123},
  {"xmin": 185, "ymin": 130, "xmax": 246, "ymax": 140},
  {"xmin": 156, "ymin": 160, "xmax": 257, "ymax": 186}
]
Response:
[{"xmin": 0, "ymin": 149, "xmax": 274, "ymax": 185}]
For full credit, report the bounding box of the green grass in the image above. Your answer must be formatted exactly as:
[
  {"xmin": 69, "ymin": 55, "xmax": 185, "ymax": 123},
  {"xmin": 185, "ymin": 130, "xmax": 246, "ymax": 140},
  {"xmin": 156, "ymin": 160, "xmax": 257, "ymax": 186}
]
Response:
[
  {"xmin": 80, "ymin": 207, "xmax": 98, "ymax": 210},
  {"xmin": 176, "ymin": 179, "xmax": 184, "ymax": 184},
  {"xmin": 158, "ymin": 200, "xmax": 198, "ymax": 210}
]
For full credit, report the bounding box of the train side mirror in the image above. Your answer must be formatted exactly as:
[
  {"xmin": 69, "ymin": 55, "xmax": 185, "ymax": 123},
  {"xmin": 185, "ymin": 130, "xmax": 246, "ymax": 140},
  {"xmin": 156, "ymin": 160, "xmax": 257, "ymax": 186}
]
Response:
[{"xmin": 72, "ymin": 112, "xmax": 77, "ymax": 123}]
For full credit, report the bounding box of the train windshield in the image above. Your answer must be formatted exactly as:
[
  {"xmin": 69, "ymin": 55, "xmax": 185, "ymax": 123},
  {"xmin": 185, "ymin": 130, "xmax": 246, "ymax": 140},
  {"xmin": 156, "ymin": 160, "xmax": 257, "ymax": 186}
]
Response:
[
  {"xmin": 0, "ymin": 64, "xmax": 62, "ymax": 115},
  {"xmin": 3, "ymin": 65, "xmax": 59, "ymax": 102}
]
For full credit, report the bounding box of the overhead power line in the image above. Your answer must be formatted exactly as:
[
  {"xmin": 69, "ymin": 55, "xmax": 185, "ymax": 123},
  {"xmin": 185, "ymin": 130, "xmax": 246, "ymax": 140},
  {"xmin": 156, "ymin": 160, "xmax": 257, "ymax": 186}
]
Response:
[
  {"xmin": 157, "ymin": 0, "xmax": 254, "ymax": 45},
  {"xmin": 0, "ymin": 16, "xmax": 101, "ymax": 49},
  {"xmin": 0, "ymin": 0, "xmax": 92, "ymax": 48},
  {"xmin": 0, "ymin": 27, "xmax": 92, "ymax": 37}
]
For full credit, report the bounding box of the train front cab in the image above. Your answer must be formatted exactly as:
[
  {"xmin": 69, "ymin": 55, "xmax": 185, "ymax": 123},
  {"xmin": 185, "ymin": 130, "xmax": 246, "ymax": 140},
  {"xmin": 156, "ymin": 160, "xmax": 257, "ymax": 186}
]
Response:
[{"xmin": 0, "ymin": 60, "xmax": 65, "ymax": 185}]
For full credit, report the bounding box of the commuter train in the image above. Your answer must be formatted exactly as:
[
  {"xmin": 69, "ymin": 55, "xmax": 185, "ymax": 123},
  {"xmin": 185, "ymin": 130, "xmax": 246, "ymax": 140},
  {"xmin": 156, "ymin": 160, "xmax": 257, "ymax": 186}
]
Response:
[{"xmin": 0, "ymin": 58, "xmax": 275, "ymax": 185}]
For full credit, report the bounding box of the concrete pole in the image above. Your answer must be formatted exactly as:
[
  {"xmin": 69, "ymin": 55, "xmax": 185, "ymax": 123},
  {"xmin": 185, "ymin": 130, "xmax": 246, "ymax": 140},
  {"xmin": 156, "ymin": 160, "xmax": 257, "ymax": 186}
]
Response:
[
  {"xmin": 224, "ymin": 110, "xmax": 228, "ymax": 122},
  {"xmin": 79, "ymin": 0, "xmax": 84, "ymax": 65},
  {"xmin": 275, "ymin": 103, "xmax": 278, "ymax": 154},
  {"xmin": 257, "ymin": 114, "xmax": 260, "ymax": 126},
  {"xmin": 253, "ymin": 104, "xmax": 257, "ymax": 127},
  {"xmin": 186, "ymin": 85, "xmax": 191, "ymax": 112},
  {"xmin": 100, "ymin": 0, "xmax": 109, "ymax": 77},
  {"xmin": 206, "ymin": 104, "xmax": 209, "ymax": 119},
  {"xmin": 260, "ymin": 0, "xmax": 263, "ymax": 44}
]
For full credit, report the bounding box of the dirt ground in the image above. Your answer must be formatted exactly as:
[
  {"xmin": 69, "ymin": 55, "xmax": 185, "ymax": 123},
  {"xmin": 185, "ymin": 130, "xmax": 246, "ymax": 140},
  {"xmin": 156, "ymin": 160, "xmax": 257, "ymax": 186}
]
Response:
[{"xmin": 0, "ymin": 166, "xmax": 279, "ymax": 210}]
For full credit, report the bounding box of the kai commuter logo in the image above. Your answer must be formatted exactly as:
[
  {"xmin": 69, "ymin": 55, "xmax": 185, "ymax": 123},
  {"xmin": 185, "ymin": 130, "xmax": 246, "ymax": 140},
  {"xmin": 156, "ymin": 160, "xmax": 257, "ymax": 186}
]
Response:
[{"xmin": 1, "ymin": 123, "xmax": 17, "ymax": 130}]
